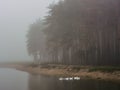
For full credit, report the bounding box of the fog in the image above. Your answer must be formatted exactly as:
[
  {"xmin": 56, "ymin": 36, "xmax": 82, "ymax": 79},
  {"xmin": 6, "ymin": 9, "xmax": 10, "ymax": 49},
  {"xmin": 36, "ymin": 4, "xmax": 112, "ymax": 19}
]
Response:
[{"xmin": 0, "ymin": 0, "xmax": 57, "ymax": 62}]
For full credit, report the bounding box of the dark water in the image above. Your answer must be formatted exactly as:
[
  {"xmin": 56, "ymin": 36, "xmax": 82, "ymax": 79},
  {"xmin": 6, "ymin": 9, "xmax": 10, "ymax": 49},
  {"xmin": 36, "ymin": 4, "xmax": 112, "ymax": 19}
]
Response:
[{"xmin": 0, "ymin": 68, "xmax": 120, "ymax": 90}]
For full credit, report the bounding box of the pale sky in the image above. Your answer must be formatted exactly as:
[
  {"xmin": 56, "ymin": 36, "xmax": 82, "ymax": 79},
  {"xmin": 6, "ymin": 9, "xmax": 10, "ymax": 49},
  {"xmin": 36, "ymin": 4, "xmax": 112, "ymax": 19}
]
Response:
[{"xmin": 0, "ymin": 0, "xmax": 58, "ymax": 62}]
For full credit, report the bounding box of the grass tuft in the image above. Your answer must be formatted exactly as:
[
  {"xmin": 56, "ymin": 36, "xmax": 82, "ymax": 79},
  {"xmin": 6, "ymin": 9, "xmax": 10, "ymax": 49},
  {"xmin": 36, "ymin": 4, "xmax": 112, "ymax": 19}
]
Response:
[{"xmin": 88, "ymin": 66, "xmax": 120, "ymax": 72}]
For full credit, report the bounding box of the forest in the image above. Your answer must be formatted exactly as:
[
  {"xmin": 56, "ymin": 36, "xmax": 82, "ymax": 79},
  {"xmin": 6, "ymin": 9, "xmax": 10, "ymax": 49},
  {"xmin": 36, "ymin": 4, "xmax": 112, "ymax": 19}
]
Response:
[{"xmin": 26, "ymin": 0, "xmax": 120, "ymax": 66}]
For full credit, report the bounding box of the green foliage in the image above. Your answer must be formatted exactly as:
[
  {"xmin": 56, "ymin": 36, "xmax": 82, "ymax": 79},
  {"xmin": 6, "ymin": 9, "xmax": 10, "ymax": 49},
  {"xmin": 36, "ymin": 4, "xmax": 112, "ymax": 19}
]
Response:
[
  {"xmin": 29, "ymin": 64, "xmax": 39, "ymax": 67},
  {"xmin": 89, "ymin": 67, "xmax": 120, "ymax": 72},
  {"xmin": 71, "ymin": 66, "xmax": 81, "ymax": 71}
]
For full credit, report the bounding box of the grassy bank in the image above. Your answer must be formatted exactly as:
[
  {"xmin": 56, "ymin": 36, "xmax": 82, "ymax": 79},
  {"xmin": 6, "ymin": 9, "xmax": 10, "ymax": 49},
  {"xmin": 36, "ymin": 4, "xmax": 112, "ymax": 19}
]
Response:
[
  {"xmin": 88, "ymin": 66, "xmax": 120, "ymax": 72},
  {"xmin": 30, "ymin": 64, "xmax": 120, "ymax": 73}
]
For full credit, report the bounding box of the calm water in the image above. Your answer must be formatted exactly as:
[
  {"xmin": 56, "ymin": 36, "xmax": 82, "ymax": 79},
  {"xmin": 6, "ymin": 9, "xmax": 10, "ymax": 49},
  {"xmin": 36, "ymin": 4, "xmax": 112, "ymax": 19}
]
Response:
[{"xmin": 0, "ymin": 68, "xmax": 120, "ymax": 90}]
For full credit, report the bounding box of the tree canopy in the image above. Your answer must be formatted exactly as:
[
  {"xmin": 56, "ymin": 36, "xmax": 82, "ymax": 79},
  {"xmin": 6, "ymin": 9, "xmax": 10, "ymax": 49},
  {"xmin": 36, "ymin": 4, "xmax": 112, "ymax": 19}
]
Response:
[{"xmin": 26, "ymin": 0, "xmax": 120, "ymax": 66}]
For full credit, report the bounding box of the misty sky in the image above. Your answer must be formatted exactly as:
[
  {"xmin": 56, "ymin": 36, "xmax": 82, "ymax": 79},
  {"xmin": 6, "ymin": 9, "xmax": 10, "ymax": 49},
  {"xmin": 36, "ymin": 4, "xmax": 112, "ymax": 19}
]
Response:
[{"xmin": 0, "ymin": 0, "xmax": 58, "ymax": 62}]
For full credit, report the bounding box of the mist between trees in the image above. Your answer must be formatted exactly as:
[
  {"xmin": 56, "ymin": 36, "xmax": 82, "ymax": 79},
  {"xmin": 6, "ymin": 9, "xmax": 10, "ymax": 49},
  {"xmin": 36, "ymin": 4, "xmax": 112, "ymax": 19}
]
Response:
[{"xmin": 26, "ymin": 0, "xmax": 120, "ymax": 66}]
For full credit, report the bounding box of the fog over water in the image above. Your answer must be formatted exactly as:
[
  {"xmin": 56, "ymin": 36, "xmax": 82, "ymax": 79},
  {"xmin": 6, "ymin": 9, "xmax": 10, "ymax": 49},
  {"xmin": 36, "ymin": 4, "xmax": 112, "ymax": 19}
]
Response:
[{"xmin": 0, "ymin": 0, "xmax": 58, "ymax": 62}]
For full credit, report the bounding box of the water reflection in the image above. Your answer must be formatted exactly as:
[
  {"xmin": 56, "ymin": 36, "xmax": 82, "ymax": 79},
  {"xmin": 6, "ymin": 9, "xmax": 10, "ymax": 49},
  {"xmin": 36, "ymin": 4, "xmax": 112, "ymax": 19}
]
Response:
[
  {"xmin": 28, "ymin": 74, "xmax": 120, "ymax": 90},
  {"xmin": 28, "ymin": 74, "xmax": 59, "ymax": 90},
  {"xmin": 0, "ymin": 68, "xmax": 28, "ymax": 90}
]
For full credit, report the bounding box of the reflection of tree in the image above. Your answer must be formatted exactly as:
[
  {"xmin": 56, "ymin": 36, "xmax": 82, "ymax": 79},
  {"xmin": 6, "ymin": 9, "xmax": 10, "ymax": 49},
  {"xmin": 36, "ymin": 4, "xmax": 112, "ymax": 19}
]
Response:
[
  {"xmin": 28, "ymin": 74, "xmax": 120, "ymax": 90},
  {"xmin": 28, "ymin": 74, "xmax": 73, "ymax": 90},
  {"xmin": 28, "ymin": 74, "xmax": 60, "ymax": 90}
]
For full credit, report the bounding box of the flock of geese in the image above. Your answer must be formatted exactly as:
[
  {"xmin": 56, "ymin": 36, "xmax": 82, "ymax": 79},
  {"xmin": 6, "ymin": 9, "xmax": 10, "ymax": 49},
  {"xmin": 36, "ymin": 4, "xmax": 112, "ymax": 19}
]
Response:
[{"xmin": 59, "ymin": 77, "xmax": 80, "ymax": 81}]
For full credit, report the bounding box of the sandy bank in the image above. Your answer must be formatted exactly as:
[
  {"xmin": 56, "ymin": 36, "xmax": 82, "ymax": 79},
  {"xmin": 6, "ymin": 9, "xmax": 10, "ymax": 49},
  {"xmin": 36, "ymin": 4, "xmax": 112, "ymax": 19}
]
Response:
[{"xmin": 0, "ymin": 64, "xmax": 120, "ymax": 82}]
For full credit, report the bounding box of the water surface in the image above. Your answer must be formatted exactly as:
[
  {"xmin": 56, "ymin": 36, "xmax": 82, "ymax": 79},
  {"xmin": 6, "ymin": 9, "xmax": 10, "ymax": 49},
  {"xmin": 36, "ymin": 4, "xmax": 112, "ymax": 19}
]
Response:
[{"xmin": 0, "ymin": 68, "xmax": 120, "ymax": 90}]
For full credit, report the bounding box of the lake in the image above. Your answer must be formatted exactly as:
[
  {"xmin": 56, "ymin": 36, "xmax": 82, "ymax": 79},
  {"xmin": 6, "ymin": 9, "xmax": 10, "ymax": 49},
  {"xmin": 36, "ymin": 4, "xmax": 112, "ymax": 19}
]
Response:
[{"xmin": 0, "ymin": 68, "xmax": 120, "ymax": 90}]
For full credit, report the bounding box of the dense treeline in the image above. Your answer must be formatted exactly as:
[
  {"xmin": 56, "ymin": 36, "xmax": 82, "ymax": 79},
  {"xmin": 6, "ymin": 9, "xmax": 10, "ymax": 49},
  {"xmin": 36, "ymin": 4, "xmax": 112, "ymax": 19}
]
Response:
[{"xmin": 27, "ymin": 0, "xmax": 120, "ymax": 66}]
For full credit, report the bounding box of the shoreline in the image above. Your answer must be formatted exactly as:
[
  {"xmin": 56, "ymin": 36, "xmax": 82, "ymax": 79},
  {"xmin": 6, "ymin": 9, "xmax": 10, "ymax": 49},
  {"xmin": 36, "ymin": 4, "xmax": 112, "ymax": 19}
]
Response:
[{"xmin": 0, "ymin": 64, "xmax": 120, "ymax": 82}]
